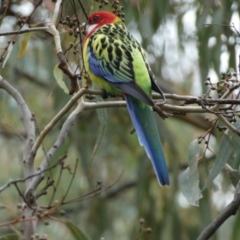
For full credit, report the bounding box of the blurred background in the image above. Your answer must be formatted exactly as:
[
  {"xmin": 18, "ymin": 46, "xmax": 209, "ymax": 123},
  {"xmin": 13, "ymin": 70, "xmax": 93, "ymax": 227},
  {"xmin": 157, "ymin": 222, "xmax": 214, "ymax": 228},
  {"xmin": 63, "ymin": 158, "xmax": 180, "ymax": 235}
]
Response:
[{"xmin": 0, "ymin": 0, "xmax": 240, "ymax": 239}]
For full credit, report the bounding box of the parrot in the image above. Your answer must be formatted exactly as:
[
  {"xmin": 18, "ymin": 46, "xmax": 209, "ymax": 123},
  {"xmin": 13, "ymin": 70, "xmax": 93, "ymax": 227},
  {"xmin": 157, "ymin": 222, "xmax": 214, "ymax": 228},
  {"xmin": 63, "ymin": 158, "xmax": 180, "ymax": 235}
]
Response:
[{"xmin": 83, "ymin": 11, "xmax": 169, "ymax": 185}]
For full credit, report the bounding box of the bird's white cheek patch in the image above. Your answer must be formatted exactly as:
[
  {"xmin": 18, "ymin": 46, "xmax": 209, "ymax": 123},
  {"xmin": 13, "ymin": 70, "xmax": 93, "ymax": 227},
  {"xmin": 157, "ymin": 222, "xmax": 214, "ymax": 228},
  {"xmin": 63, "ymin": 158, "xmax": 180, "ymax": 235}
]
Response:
[{"xmin": 86, "ymin": 24, "xmax": 98, "ymax": 34}]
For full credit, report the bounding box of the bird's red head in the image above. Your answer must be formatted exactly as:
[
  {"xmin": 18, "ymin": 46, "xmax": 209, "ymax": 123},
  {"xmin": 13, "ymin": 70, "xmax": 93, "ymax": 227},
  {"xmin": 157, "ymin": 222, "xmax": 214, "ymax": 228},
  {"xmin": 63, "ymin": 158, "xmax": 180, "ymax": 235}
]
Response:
[{"xmin": 85, "ymin": 11, "xmax": 121, "ymax": 38}]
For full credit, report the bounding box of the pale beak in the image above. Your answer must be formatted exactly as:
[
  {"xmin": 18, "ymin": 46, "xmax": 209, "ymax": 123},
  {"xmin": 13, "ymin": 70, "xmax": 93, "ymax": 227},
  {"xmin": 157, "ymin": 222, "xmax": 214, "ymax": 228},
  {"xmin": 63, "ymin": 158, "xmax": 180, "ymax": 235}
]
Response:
[{"xmin": 85, "ymin": 23, "xmax": 98, "ymax": 34}]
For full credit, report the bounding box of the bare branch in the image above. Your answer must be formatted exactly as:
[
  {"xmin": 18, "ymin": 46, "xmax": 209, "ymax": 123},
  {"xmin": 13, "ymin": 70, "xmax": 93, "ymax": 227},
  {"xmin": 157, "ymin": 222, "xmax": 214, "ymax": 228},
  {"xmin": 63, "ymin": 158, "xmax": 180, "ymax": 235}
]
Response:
[
  {"xmin": 105, "ymin": 180, "xmax": 137, "ymax": 199},
  {"xmin": 81, "ymin": 100, "xmax": 205, "ymax": 112},
  {"xmin": 27, "ymin": 99, "xmax": 86, "ymax": 192},
  {"xmin": 51, "ymin": 0, "xmax": 62, "ymax": 25},
  {"xmin": 61, "ymin": 159, "xmax": 79, "ymax": 203},
  {"xmin": 31, "ymin": 87, "xmax": 88, "ymax": 155},
  {"xmin": 0, "ymin": 26, "xmax": 48, "ymax": 36},
  {"xmin": 0, "ymin": 156, "xmax": 64, "ymax": 193},
  {"xmin": 29, "ymin": 87, "xmax": 240, "ymax": 163},
  {"xmin": 197, "ymin": 181, "xmax": 240, "ymax": 240},
  {"xmin": 0, "ymin": 76, "xmax": 35, "ymax": 187},
  {"xmin": 48, "ymin": 0, "xmax": 80, "ymax": 94},
  {"xmin": 62, "ymin": 172, "xmax": 123, "ymax": 205},
  {"xmin": 35, "ymin": 178, "xmax": 55, "ymax": 199}
]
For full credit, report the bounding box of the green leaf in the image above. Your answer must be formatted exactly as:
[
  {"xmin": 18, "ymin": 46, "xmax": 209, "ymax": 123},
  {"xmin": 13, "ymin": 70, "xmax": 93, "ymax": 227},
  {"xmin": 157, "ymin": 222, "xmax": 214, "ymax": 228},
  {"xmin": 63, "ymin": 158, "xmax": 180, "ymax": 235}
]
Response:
[
  {"xmin": 179, "ymin": 139, "xmax": 202, "ymax": 206},
  {"xmin": 203, "ymin": 133, "xmax": 233, "ymax": 190},
  {"xmin": 18, "ymin": 32, "xmax": 32, "ymax": 58},
  {"xmin": 200, "ymin": 120, "xmax": 240, "ymax": 188},
  {"xmin": 232, "ymin": 148, "xmax": 240, "ymax": 170},
  {"xmin": 65, "ymin": 221, "xmax": 91, "ymax": 240},
  {"xmin": 2, "ymin": 42, "xmax": 13, "ymax": 68},
  {"xmin": 225, "ymin": 164, "xmax": 240, "ymax": 187},
  {"xmin": 0, "ymin": 233, "xmax": 20, "ymax": 240},
  {"xmin": 228, "ymin": 120, "xmax": 240, "ymax": 149},
  {"xmin": 90, "ymin": 96, "xmax": 107, "ymax": 162},
  {"xmin": 53, "ymin": 64, "xmax": 69, "ymax": 94}
]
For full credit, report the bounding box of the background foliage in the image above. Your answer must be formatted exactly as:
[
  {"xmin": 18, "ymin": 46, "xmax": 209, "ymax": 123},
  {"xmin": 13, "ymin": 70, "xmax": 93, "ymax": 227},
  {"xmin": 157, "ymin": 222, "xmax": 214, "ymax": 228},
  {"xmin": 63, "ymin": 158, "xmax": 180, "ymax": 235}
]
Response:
[{"xmin": 0, "ymin": 0, "xmax": 240, "ymax": 239}]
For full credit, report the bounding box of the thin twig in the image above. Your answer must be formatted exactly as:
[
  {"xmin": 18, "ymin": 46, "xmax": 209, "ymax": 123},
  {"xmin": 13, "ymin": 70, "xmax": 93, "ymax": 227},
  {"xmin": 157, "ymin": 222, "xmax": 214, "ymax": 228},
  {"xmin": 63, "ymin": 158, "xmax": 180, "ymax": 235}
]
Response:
[
  {"xmin": 0, "ymin": 155, "xmax": 65, "ymax": 193},
  {"xmin": 48, "ymin": 158, "xmax": 65, "ymax": 207},
  {"xmin": 61, "ymin": 159, "xmax": 79, "ymax": 203},
  {"xmin": 217, "ymin": 113, "xmax": 240, "ymax": 135},
  {"xmin": 0, "ymin": 26, "xmax": 48, "ymax": 36},
  {"xmin": 62, "ymin": 171, "xmax": 123, "ymax": 205},
  {"xmin": 35, "ymin": 178, "xmax": 55, "ymax": 199}
]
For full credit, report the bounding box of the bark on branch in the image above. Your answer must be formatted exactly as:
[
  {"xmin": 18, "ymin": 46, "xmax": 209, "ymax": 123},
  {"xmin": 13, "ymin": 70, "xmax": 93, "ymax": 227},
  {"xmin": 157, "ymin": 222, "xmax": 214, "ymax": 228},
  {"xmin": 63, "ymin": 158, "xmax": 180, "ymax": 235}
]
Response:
[{"xmin": 197, "ymin": 181, "xmax": 240, "ymax": 240}]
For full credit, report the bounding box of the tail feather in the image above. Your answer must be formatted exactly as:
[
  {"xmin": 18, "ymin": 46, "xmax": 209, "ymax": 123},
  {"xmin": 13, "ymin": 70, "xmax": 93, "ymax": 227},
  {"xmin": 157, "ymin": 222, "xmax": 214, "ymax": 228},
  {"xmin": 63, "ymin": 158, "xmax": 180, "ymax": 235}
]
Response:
[{"xmin": 125, "ymin": 95, "xmax": 169, "ymax": 185}]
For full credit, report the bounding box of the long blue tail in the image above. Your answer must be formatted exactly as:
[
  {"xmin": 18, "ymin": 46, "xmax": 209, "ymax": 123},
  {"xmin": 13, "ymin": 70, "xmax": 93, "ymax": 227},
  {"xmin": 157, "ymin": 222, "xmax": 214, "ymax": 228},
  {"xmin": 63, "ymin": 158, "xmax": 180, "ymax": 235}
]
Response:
[{"xmin": 125, "ymin": 95, "xmax": 169, "ymax": 185}]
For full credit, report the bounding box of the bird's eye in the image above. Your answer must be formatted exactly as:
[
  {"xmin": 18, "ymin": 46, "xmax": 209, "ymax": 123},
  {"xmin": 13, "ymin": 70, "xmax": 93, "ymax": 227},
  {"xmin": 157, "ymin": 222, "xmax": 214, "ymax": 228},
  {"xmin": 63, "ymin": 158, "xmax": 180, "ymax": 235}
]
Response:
[{"xmin": 92, "ymin": 15, "xmax": 99, "ymax": 23}]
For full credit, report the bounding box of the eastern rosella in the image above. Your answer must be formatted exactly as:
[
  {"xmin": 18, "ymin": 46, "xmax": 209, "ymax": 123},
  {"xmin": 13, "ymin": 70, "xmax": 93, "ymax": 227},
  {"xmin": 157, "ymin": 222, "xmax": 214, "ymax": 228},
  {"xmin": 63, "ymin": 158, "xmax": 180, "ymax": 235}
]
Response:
[{"xmin": 83, "ymin": 11, "xmax": 169, "ymax": 185}]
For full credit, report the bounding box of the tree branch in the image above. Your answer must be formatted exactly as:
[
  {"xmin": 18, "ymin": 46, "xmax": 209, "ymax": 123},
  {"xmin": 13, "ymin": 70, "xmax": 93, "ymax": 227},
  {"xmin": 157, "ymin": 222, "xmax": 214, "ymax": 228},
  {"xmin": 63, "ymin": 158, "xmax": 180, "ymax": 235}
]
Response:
[
  {"xmin": 47, "ymin": 0, "xmax": 79, "ymax": 94},
  {"xmin": 0, "ymin": 76, "xmax": 35, "ymax": 186},
  {"xmin": 197, "ymin": 181, "xmax": 240, "ymax": 240},
  {"xmin": 0, "ymin": 76, "xmax": 37, "ymax": 240},
  {"xmin": 27, "ymin": 98, "xmax": 86, "ymax": 192},
  {"xmin": 31, "ymin": 87, "xmax": 88, "ymax": 156},
  {"xmin": 0, "ymin": 155, "xmax": 64, "ymax": 193},
  {"xmin": 0, "ymin": 26, "xmax": 48, "ymax": 36},
  {"xmin": 30, "ymin": 87, "xmax": 240, "ymax": 160}
]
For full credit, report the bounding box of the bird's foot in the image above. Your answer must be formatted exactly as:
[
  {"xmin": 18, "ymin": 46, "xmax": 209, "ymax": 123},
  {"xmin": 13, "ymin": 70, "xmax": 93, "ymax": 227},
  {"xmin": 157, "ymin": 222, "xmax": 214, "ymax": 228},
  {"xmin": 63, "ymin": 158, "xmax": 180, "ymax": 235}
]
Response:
[
  {"xmin": 85, "ymin": 94, "xmax": 95, "ymax": 100},
  {"xmin": 153, "ymin": 104, "xmax": 171, "ymax": 119},
  {"xmin": 158, "ymin": 98, "xmax": 167, "ymax": 106},
  {"xmin": 130, "ymin": 127, "xmax": 135, "ymax": 134},
  {"xmin": 101, "ymin": 89, "xmax": 109, "ymax": 99},
  {"xmin": 101, "ymin": 89, "xmax": 117, "ymax": 99}
]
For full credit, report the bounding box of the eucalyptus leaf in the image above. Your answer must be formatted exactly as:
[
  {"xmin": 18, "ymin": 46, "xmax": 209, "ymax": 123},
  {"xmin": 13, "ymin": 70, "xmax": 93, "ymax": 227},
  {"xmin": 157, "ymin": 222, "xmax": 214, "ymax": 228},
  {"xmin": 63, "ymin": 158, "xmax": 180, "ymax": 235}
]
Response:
[
  {"xmin": 2, "ymin": 42, "xmax": 13, "ymax": 68},
  {"xmin": 90, "ymin": 95, "xmax": 107, "ymax": 163},
  {"xmin": 0, "ymin": 234, "xmax": 20, "ymax": 240},
  {"xmin": 225, "ymin": 164, "xmax": 240, "ymax": 187},
  {"xmin": 179, "ymin": 139, "xmax": 202, "ymax": 206},
  {"xmin": 65, "ymin": 221, "xmax": 91, "ymax": 240},
  {"xmin": 228, "ymin": 120, "xmax": 240, "ymax": 149},
  {"xmin": 53, "ymin": 64, "xmax": 69, "ymax": 94},
  {"xmin": 203, "ymin": 133, "xmax": 233, "ymax": 190},
  {"xmin": 17, "ymin": 32, "xmax": 31, "ymax": 58}
]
